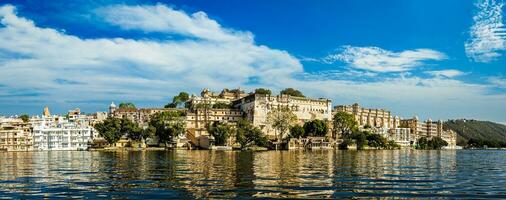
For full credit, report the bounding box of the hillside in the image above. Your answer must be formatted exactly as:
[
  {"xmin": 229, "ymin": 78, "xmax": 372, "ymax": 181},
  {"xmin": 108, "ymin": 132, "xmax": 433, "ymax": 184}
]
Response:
[{"xmin": 444, "ymin": 119, "xmax": 506, "ymax": 147}]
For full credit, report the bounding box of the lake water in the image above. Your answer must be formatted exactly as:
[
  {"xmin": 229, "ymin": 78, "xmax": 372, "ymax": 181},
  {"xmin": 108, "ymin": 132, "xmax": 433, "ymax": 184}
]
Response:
[{"xmin": 0, "ymin": 150, "xmax": 505, "ymax": 199}]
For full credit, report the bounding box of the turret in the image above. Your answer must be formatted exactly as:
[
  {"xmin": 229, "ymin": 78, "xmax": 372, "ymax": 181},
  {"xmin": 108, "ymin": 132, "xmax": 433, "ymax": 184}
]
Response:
[{"xmin": 109, "ymin": 101, "xmax": 117, "ymax": 114}]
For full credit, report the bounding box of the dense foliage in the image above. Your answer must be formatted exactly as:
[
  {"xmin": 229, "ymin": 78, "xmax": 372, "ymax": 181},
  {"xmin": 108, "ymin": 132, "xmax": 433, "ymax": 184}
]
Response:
[
  {"xmin": 332, "ymin": 111, "xmax": 358, "ymax": 139},
  {"xmin": 149, "ymin": 111, "xmax": 186, "ymax": 146},
  {"xmin": 208, "ymin": 121, "xmax": 233, "ymax": 146},
  {"xmin": 118, "ymin": 102, "xmax": 136, "ymax": 109},
  {"xmin": 444, "ymin": 119, "xmax": 506, "ymax": 147},
  {"xmin": 165, "ymin": 92, "xmax": 190, "ymax": 108},
  {"xmin": 19, "ymin": 114, "xmax": 29, "ymax": 122},
  {"xmin": 280, "ymin": 88, "xmax": 305, "ymax": 97},
  {"xmin": 266, "ymin": 107, "xmax": 298, "ymax": 141},
  {"xmin": 288, "ymin": 125, "xmax": 305, "ymax": 139},
  {"xmin": 303, "ymin": 119, "xmax": 328, "ymax": 137},
  {"xmin": 416, "ymin": 137, "xmax": 448, "ymax": 150},
  {"xmin": 235, "ymin": 119, "xmax": 270, "ymax": 149},
  {"xmin": 348, "ymin": 131, "xmax": 400, "ymax": 150},
  {"xmin": 254, "ymin": 88, "xmax": 272, "ymax": 95}
]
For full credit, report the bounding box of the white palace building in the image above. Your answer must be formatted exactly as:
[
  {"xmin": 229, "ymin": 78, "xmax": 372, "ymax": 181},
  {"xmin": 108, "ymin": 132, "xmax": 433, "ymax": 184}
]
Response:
[{"xmin": 31, "ymin": 107, "xmax": 93, "ymax": 151}]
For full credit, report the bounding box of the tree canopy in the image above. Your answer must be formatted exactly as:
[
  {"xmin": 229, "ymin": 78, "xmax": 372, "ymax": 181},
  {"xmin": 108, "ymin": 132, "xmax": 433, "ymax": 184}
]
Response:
[
  {"xmin": 280, "ymin": 88, "xmax": 305, "ymax": 97},
  {"xmin": 303, "ymin": 119, "xmax": 328, "ymax": 137},
  {"xmin": 288, "ymin": 125, "xmax": 305, "ymax": 139},
  {"xmin": 235, "ymin": 119, "xmax": 270, "ymax": 149},
  {"xmin": 416, "ymin": 136, "xmax": 448, "ymax": 150},
  {"xmin": 94, "ymin": 117, "xmax": 124, "ymax": 145},
  {"xmin": 165, "ymin": 92, "xmax": 190, "ymax": 108},
  {"xmin": 149, "ymin": 111, "xmax": 186, "ymax": 145},
  {"xmin": 208, "ymin": 121, "xmax": 233, "ymax": 146},
  {"xmin": 255, "ymin": 88, "xmax": 272, "ymax": 95},
  {"xmin": 19, "ymin": 114, "xmax": 29, "ymax": 123},
  {"xmin": 332, "ymin": 111, "xmax": 358, "ymax": 139},
  {"xmin": 266, "ymin": 107, "xmax": 298, "ymax": 141},
  {"xmin": 118, "ymin": 102, "xmax": 136, "ymax": 109}
]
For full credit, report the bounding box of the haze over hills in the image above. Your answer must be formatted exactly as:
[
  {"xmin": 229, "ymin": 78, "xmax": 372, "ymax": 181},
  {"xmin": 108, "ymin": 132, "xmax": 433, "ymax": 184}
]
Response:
[{"xmin": 444, "ymin": 119, "xmax": 506, "ymax": 146}]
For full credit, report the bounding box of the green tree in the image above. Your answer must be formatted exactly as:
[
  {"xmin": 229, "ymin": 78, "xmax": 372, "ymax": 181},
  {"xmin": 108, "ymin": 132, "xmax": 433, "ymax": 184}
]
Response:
[
  {"xmin": 19, "ymin": 114, "xmax": 29, "ymax": 123},
  {"xmin": 416, "ymin": 137, "xmax": 429, "ymax": 149},
  {"xmin": 149, "ymin": 111, "xmax": 186, "ymax": 146},
  {"xmin": 208, "ymin": 121, "xmax": 233, "ymax": 146},
  {"xmin": 351, "ymin": 131, "xmax": 368, "ymax": 150},
  {"xmin": 266, "ymin": 107, "xmax": 298, "ymax": 142},
  {"xmin": 332, "ymin": 111, "xmax": 358, "ymax": 139},
  {"xmin": 255, "ymin": 88, "xmax": 272, "ymax": 95},
  {"xmin": 94, "ymin": 117, "xmax": 124, "ymax": 145},
  {"xmin": 236, "ymin": 119, "xmax": 270, "ymax": 149},
  {"xmin": 165, "ymin": 92, "xmax": 190, "ymax": 108},
  {"xmin": 289, "ymin": 125, "xmax": 305, "ymax": 139},
  {"xmin": 366, "ymin": 133, "xmax": 388, "ymax": 149},
  {"xmin": 280, "ymin": 88, "xmax": 305, "ymax": 97},
  {"xmin": 428, "ymin": 137, "xmax": 448, "ymax": 149},
  {"xmin": 118, "ymin": 102, "xmax": 136, "ymax": 109},
  {"xmin": 303, "ymin": 119, "xmax": 329, "ymax": 137},
  {"xmin": 123, "ymin": 119, "xmax": 152, "ymax": 142}
]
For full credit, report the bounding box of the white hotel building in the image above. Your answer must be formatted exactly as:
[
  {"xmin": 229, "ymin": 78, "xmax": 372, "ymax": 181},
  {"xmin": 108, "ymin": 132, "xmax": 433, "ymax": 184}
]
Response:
[{"xmin": 31, "ymin": 116, "xmax": 92, "ymax": 151}]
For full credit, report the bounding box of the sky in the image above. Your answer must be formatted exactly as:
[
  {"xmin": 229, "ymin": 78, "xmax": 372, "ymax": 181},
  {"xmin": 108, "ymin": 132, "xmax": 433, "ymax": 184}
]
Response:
[{"xmin": 0, "ymin": 0, "xmax": 505, "ymax": 123}]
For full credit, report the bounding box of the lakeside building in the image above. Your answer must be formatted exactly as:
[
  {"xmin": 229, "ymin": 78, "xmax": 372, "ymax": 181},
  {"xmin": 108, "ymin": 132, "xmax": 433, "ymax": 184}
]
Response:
[
  {"xmin": 31, "ymin": 107, "xmax": 93, "ymax": 151},
  {"xmin": 333, "ymin": 103, "xmax": 400, "ymax": 129},
  {"xmin": 400, "ymin": 117, "xmax": 457, "ymax": 148},
  {"xmin": 334, "ymin": 104, "xmax": 457, "ymax": 148},
  {"xmin": 0, "ymin": 118, "xmax": 33, "ymax": 151},
  {"xmin": 233, "ymin": 93, "xmax": 332, "ymax": 140}
]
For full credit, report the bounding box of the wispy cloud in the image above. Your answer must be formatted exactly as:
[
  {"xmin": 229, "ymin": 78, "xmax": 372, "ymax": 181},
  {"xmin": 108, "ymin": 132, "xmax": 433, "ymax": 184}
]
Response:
[
  {"xmin": 323, "ymin": 46, "xmax": 446, "ymax": 72},
  {"xmin": 426, "ymin": 70, "xmax": 466, "ymax": 78},
  {"xmin": 488, "ymin": 76, "xmax": 506, "ymax": 88},
  {"xmin": 465, "ymin": 0, "xmax": 506, "ymax": 62}
]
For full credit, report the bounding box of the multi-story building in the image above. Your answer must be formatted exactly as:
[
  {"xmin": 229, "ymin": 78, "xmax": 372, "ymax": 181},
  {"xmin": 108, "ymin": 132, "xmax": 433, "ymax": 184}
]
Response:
[
  {"xmin": 32, "ymin": 119, "xmax": 92, "ymax": 151},
  {"xmin": 333, "ymin": 103, "xmax": 400, "ymax": 129},
  {"xmin": 31, "ymin": 107, "xmax": 93, "ymax": 151},
  {"xmin": 400, "ymin": 116, "xmax": 456, "ymax": 148},
  {"xmin": 186, "ymin": 108, "xmax": 243, "ymax": 148},
  {"xmin": 233, "ymin": 93, "xmax": 332, "ymax": 139},
  {"xmin": 0, "ymin": 118, "xmax": 33, "ymax": 151}
]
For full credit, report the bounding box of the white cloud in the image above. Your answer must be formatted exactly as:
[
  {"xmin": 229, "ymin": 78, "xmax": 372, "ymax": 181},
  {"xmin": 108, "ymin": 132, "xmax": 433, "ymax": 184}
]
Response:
[
  {"xmin": 465, "ymin": 0, "xmax": 506, "ymax": 62},
  {"xmin": 426, "ymin": 70, "xmax": 465, "ymax": 78},
  {"xmin": 488, "ymin": 77, "xmax": 506, "ymax": 88},
  {"xmin": 0, "ymin": 4, "xmax": 301, "ymax": 105},
  {"xmin": 97, "ymin": 4, "xmax": 253, "ymax": 42},
  {"xmin": 324, "ymin": 46, "xmax": 446, "ymax": 72}
]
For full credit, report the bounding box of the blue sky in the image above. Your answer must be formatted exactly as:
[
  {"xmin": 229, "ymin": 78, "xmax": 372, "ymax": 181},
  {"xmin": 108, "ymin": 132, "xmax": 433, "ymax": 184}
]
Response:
[{"xmin": 0, "ymin": 0, "xmax": 505, "ymax": 123}]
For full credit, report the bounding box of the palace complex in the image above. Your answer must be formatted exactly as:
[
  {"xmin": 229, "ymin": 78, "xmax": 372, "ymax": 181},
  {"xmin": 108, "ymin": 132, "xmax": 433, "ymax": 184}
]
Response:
[
  {"xmin": 334, "ymin": 103, "xmax": 457, "ymax": 148},
  {"xmin": 0, "ymin": 88, "xmax": 457, "ymax": 151}
]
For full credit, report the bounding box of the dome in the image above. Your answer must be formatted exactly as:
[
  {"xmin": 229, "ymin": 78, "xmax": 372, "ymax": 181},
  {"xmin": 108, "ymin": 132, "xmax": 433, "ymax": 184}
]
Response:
[{"xmin": 110, "ymin": 101, "xmax": 116, "ymax": 108}]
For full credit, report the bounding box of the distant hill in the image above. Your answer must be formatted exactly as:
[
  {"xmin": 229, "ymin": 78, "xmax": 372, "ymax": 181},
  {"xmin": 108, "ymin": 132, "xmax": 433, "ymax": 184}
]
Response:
[{"xmin": 444, "ymin": 119, "xmax": 506, "ymax": 146}]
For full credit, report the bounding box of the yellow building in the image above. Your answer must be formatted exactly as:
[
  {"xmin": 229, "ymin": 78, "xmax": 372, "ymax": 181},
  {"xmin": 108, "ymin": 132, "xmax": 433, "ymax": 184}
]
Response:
[
  {"xmin": 333, "ymin": 103, "xmax": 400, "ymax": 129},
  {"xmin": 0, "ymin": 118, "xmax": 33, "ymax": 151}
]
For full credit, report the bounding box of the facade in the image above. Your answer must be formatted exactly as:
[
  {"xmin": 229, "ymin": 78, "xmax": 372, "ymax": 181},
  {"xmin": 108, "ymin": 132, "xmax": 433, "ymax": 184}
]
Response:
[
  {"xmin": 31, "ymin": 112, "xmax": 93, "ymax": 151},
  {"xmin": 334, "ymin": 103, "xmax": 400, "ymax": 129},
  {"xmin": 233, "ymin": 93, "xmax": 332, "ymax": 139},
  {"xmin": 387, "ymin": 128, "xmax": 413, "ymax": 147},
  {"xmin": 186, "ymin": 108, "xmax": 243, "ymax": 148},
  {"xmin": 400, "ymin": 117, "xmax": 456, "ymax": 148},
  {"xmin": 187, "ymin": 88, "xmax": 249, "ymax": 107},
  {"xmin": 0, "ymin": 118, "xmax": 33, "ymax": 151}
]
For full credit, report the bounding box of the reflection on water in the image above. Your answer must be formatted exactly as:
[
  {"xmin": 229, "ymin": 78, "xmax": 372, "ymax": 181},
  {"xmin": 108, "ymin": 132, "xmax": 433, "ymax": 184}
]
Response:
[{"xmin": 0, "ymin": 150, "xmax": 505, "ymax": 199}]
